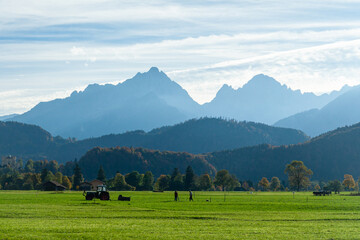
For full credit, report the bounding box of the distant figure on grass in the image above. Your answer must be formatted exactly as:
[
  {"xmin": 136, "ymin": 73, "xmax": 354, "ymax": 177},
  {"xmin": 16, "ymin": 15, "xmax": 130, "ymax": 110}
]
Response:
[
  {"xmin": 189, "ymin": 190, "xmax": 193, "ymax": 201},
  {"xmin": 174, "ymin": 191, "xmax": 178, "ymax": 201}
]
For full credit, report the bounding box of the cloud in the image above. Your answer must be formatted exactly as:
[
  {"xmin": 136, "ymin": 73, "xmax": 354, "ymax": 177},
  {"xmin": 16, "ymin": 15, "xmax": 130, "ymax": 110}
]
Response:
[{"xmin": 2, "ymin": 0, "xmax": 360, "ymax": 113}]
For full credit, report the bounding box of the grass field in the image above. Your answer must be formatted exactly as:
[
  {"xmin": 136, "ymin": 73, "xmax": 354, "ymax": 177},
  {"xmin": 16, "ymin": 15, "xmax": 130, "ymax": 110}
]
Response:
[{"xmin": 1, "ymin": 191, "xmax": 360, "ymax": 239}]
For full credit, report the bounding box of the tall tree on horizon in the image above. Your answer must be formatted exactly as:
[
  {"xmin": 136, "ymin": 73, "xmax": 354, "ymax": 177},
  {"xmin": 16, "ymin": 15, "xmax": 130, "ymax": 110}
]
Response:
[
  {"xmin": 97, "ymin": 165, "xmax": 106, "ymax": 182},
  {"xmin": 184, "ymin": 166, "xmax": 196, "ymax": 190},
  {"xmin": 285, "ymin": 160, "xmax": 312, "ymax": 191},
  {"xmin": 142, "ymin": 171, "xmax": 154, "ymax": 191},
  {"xmin": 170, "ymin": 168, "xmax": 184, "ymax": 190},
  {"xmin": 73, "ymin": 164, "xmax": 82, "ymax": 190}
]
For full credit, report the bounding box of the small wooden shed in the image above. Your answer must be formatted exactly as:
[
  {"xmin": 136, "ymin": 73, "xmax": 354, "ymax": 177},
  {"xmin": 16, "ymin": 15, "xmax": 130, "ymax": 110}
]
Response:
[
  {"xmin": 80, "ymin": 181, "xmax": 92, "ymax": 191},
  {"xmin": 42, "ymin": 180, "xmax": 66, "ymax": 191}
]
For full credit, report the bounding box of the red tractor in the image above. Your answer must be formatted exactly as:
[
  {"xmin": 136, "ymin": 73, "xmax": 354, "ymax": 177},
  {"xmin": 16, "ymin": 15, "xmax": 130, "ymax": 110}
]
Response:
[{"xmin": 84, "ymin": 185, "xmax": 110, "ymax": 200}]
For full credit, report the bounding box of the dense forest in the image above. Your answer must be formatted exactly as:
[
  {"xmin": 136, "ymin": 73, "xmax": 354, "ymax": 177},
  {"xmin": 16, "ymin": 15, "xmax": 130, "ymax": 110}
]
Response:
[
  {"xmin": 76, "ymin": 122, "xmax": 360, "ymax": 181},
  {"xmin": 77, "ymin": 146, "xmax": 216, "ymax": 180},
  {"xmin": 2, "ymin": 120, "xmax": 360, "ymax": 182},
  {"xmin": 207, "ymin": 123, "xmax": 360, "ymax": 181},
  {"xmin": 0, "ymin": 118, "xmax": 309, "ymax": 163},
  {"xmin": 0, "ymin": 157, "xmax": 349, "ymax": 194}
]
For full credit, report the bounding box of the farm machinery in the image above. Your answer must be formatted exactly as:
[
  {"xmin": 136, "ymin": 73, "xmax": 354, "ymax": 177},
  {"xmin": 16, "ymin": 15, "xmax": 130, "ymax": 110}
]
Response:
[{"xmin": 84, "ymin": 185, "xmax": 110, "ymax": 200}]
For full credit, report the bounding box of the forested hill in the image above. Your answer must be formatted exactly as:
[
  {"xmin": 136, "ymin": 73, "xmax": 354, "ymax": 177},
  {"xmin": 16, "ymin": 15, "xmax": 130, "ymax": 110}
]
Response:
[
  {"xmin": 78, "ymin": 146, "xmax": 216, "ymax": 180},
  {"xmin": 0, "ymin": 121, "xmax": 68, "ymax": 159},
  {"xmin": 77, "ymin": 122, "xmax": 360, "ymax": 181},
  {"xmin": 3, "ymin": 120, "xmax": 360, "ymax": 181},
  {"xmin": 0, "ymin": 118, "xmax": 309, "ymax": 163},
  {"xmin": 57, "ymin": 117, "xmax": 309, "ymax": 160},
  {"xmin": 206, "ymin": 123, "xmax": 360, "ymax": 181}
]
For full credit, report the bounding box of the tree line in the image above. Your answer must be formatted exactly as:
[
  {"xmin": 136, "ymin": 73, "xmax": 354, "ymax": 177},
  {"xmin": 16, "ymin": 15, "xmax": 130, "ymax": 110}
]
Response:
[{"xmin": 0, "ymin": 158, "xmax": 357, "ymax": 193}]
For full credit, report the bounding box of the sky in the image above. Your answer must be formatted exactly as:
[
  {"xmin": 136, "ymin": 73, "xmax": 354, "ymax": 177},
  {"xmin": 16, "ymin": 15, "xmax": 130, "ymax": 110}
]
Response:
[{"xmin": 1, "ymin": 0, "xmax": 360, "ymax": 115}]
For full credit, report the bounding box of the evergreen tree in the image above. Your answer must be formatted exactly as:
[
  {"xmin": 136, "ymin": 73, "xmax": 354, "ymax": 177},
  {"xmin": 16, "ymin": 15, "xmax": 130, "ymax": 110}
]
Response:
[
  {"xmin": 170, "ymin": 168, "xmax": 184, "ymax": 190},
  {"xmin": 40, "ymin": 168, "xmax": 49, "ymax": 183},
  {"xmin": 184, "ymin": 166, "xmax": 196, "ymax": 190},
  {"xmin": 73, "ymin": 164, "xmax": 82, "ymax": 190},
  {"xmin": 97, "ymin": 165, "xmax": 106, "ymax": 182},
  {"xmin": 25, "ymin": 160, "xmax": 34, "ymax": 172}
]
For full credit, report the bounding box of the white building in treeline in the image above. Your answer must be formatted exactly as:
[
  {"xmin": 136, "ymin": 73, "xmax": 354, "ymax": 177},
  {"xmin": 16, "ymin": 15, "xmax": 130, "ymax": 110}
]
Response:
[{"xmin": 1, "ymin": 155, "xmax": 17, "ymax": 168}]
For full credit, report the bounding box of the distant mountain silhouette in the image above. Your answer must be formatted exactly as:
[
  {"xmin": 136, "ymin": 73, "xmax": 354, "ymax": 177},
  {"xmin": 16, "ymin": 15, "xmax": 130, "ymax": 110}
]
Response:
[
  {"xmin": 274, "ymin": 86, "xmax": 360, "ymax": 136},
  {"xmin": 207, "ymin": 121, "xmax": 360, "ymax": 181},
  {"xmin": 0, "ymin": 118, "xmax": 309, "ymax": 163},
  {"xmin": 0, "ymin": 114, "xmax": 19, "ymax": 121},
  {"xmin": 8, "ymin": 69, "xmax": 352, "ymax": 138},
  {"xmin": 10, "ymin": 67, "xmax": 199, "ymax": 139},
  {"xmin": 202, "ymin": 74, "xmax": 350, "ymax": 125}
]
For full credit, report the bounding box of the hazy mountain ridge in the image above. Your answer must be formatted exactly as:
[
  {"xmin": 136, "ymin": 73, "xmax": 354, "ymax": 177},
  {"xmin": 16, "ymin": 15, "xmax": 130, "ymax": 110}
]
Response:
[
  {"xmin": 0, "ymin": 114, "xmax": 19, "ymax": 121},
  {"xmin": 0, "ymin": 118, "xmax": 309, "ymax": 163},
  {"xmin": 202, "ymin": 74, "xmax": 351, "ymax": 125},
  {"xmin": 10, "ymin": 67, "xmax": 195, "ymax": 139},
  {"xmin": 274, "ymin": 86, "xmax": 360, "ymax": 136},
  {"xmin": 8, "ymin": 68, "xmax": 354, "ymax": 139}
]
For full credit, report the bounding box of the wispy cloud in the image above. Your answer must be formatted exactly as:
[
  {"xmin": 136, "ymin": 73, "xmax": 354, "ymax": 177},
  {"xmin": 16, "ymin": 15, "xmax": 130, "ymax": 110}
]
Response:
[{"xmin": 1, "ymin": 0, "xmax": 360, "ymax": 114}]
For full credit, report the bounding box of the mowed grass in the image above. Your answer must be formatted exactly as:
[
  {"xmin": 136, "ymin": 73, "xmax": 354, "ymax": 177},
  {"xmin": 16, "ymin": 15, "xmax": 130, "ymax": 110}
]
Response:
[{"xmin": 1, "ymin": 191, "xmax": 360, "ymax": 239}]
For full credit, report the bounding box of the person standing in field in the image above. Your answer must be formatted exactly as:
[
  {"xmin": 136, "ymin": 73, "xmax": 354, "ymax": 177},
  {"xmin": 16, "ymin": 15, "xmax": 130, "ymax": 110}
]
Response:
[
  {"xmin": 189, "ymin": 190, "xmax": 193, "ymax": 201},
  {"xmin": 174, "ymin": 191, "xmax": 178, "ymax": 201}
]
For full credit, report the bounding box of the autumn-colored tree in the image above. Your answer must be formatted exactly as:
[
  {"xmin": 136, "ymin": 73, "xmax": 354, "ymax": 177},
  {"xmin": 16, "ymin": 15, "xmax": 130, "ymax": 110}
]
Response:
[
  {"xmin": 284, "ymin": 160, "xmax": 313, "ymax": 191},
  {"xmin": 269, "ymin": 177, "xmax": 281, "ymax": 191},
  {"xmin": 314, "ymin": 184, "xmax": 321, "ymax": 191},
  {"xmin": 258, "ymin": 177, "xmax": 269, "ymax": 190},
  {"xmin": 62, "ymin": 176, "xmax": 72, "ymax": 190},
  {"xmin": 55, "ymin": 172, "xmax": 63, "ymax": 184},
  {"xmin": 343, "ymin": 174, "xmax": 355, "ymax": 190},
  {"xmin": 242, "ymin": 181, "xmax": 249, "ymax": 191}
]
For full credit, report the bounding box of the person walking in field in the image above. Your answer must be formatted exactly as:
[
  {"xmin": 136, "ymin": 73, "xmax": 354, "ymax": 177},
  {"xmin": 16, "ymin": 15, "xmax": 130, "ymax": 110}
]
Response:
[
  {"xmin": 174, "ymin": 191, "xmax": 178, "ymax": 201},
  {"xmin": 189, "ymin": 190, "xmax": 193, "ymax": 201}
]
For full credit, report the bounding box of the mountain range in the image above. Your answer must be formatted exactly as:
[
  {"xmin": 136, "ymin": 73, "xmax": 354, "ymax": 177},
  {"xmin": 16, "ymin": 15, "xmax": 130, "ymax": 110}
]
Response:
[
  {"xmin": 0, "ymin": 118, "xmax": 308, "ymax": 163},
  {"xmin": 275, "ymin": 86, "xmax": 360, "ymax": 136},
  {"xmin": 7, "ymin": 67, "xmax": 353, "ymax": 139},
  {"xmin": 78, "ymin": 121, "xmax": 360, "ymax": 181},
  {"xmin": 202, "ymin": 74, "xmax": 350, "ymax": 125}
]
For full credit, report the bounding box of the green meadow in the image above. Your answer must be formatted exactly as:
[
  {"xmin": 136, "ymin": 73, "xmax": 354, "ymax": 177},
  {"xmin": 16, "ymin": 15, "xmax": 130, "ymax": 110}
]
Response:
[{"xmin": 1, "ymin": 191, "xmax": 360, "ymax": 239}]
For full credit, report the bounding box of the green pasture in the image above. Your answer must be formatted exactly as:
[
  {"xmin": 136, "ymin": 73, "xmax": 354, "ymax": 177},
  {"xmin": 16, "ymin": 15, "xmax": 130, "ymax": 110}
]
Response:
[{"xmin": 0, "ymin": 191, "xmax": 360, "ymax": 239}]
